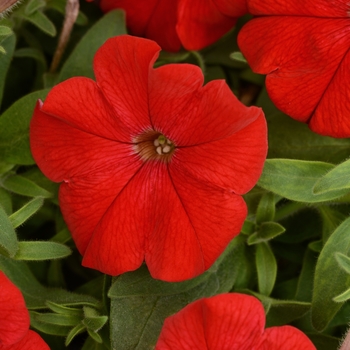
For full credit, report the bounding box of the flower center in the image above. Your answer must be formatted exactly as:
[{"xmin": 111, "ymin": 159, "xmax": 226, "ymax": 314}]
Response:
[{"xmin": 133, "ymin": 130, "xmax": 175, "ymax": 162}]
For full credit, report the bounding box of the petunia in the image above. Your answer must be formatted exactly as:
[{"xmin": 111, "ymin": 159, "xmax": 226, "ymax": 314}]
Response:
[
  {"xmin": 237, "ymin": 0, "xmax": 350, "ymax": 138},
  {"xmin": 156, "ymin": 293, "xmax": 316, "ymax": 350},
  {"xmin": 30, "ymin": 35, "xmax": 267, "ymax": 282},
  {"xmin": 176, "ymin": 0, "xmax": 247, "ymax": 51},
  {"xmin": 0, "ymin": 271, "xmax": 49, "ymax": 350},
  {"xmin": 97, "ymin": 0, "xmax": 247, "ymax": 51}
]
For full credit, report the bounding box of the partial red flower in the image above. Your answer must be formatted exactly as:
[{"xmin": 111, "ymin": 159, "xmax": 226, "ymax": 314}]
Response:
[
  {"xmin": 156, "ymin": 293, "xmax": 316, "ymax": 350},
  {"xmin": 177, "ymin": 0, "xmax": 247, "ymax": 51},
  {"xmin": 30, "ymin": 35, "xmax": 267, "ymax": 282},
  {"xmin": 98, "ymin": 0, "xmax": 247, "ymax": 51},
  {"xmin": 0, "ymin": 271, "xmax": 49, "ymax": 350},
  {"xmin": 237, "ymin": 0, "xmax": 350, "ymax": 138}
]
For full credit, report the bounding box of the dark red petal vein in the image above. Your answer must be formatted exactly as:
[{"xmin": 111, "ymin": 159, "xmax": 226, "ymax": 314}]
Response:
[
  {"xmin": 94, "ymin": 35, "xmax": 160, "ymax": 133},
  {"xmin": 30, "ymin": 102, "xmax": 140, "ymax": 182},
  {"xmin": 172, "ymin": 110, "xmax": 267, "ymax": 194},
  {"xmin": 150, "ymin": 69, "xmax": 260, "ymax": 146},
  {"xmin": 41, "ymin": 77, "xmax": 132, "ymax": 142},
  {"xmin": 168, "ymin": 167, "xmax": 247, "ymax": 272},
  {"xmin": 82, "ymin": 162, "xmax": 205, "ymax": 281},
  {"xmin": 247, "ymin": 0, "xmax": 350, "ymax": 17}
]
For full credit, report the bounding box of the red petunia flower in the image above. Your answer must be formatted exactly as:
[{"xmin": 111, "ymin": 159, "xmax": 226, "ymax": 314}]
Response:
[
  {"xmin": 156, "ymin": 293, "xmax": 316, "ymax": 350},
  {"xmin": 98, "ymin": 0, "xmax": 247, "ymax": 51},
  {"xmin": 0, "ymin": 271, "xmax": 49, "ymax": 350},
  {"xmin": 177, "ymin": 0, "xmax": 247, "ymax": 51},
  {"xmin": 30, "ymin": 35, "xmax": 267, "ymax": 282},
  {"xmin": 237, "ymin": 0, "xmax": 350, "ymax": 138}
]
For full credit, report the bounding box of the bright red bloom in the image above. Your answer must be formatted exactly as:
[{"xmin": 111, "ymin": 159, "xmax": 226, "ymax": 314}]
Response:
[
  {"xmin": 156, "ymin": 293, "xmax": 316, "ymax": 350},
  {"xmin": 0, "ymin": 271, "xmax": 49, "ymax": 350},
  {"xmin": 98, "ymin": 0, "xmax": 247, "ymax": 51},
  {"xmin": 177, "ymin": 0, "xmax": 247, "ymax": 51},
  {"xmin": 30, "ymin": 35, "xmax": 267, "ymax": 282},
  {"xmin": 238, "ymin": 0, "xmax": 350, "ymax": 138}
]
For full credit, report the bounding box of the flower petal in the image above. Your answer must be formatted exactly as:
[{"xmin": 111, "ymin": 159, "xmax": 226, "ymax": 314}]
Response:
[
  {"xmin": 309, "ymin": 49, "xmax": 350, "ymax": 137},
  {"xmin": 99, "ymin": 0, "xmax": 181, "ymax": 52},
  {"xmin": 203, "ymin": 294, "xmax": 265, "ymax": 349},
  {"xmin": 156, "ymin": 293, "xmax": 265, "ymax": 350},
  {"xmin": 238, "ymin": 17, "xmax": 350, "ymax": 124},
  {"xmin": 9, "ymin": 330, "xmax": 50, "ymax": 350},
  {"xmin": 82, "ymin": 162, "xmax": 205, "ymax": 281},
  {"xmin": 261, "ymin": 326, "xmax": 316, "ymax": 350},
  {"xmin": 0, "ymin": 271, "xmax": 29, "ymax": 347},
  {"xmin": 247, "ymin": 0, "xmax": 350, "ymax": 16},
  {"xmin": 165, "ymin": 167, "xmax": 247, "ymax": 273},
  {"xmin": 156, "ymin": 298, "xmax": 208, "ymax": 350},
  {"xmin": 40, "ymin": 77, "xmax": 131, "ymax": 142},
  {"xmin": 149, "ymin": 68, "xmax": 260, "ymax": 146},
  {"xmin": 30, "ymin": 101, "xmax": 140, "ymax": 182},
  {"xmin": 93, "ymin": 35, "xmax": 160, "ymax": 133},
  {"xmin": 82, "ymin": 159, "xmax": 246, "ymax": 281},
  {"xmin": 177, "ymin": 0, "xmax": 237, "ymax": 50},
  {"xmin": 214, "ymin": 0, "xmax": 247, "ymax": 17},
  {"xmin": 171, "ymin": 109, "xmax": 266, "ymax": 194},
  {"xmin": 59, "ymin": 155, "xmax": 141, "ymax": 254}
]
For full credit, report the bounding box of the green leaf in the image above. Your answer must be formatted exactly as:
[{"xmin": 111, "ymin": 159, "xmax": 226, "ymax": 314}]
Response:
[
  {"xmin": 83, "ymin": 315, "xmax": 108, "ymax": 332},
  {"xmin": 0, "ymin": 89, "xmax": 49, "ymax": 164},
  {"xmin": 87, "ymin": 329, "xmax": 103, "ymax": 344},
  {"xmin": 256, "ymin": 192, "xmax": 275, "ymax": 224},
  {"xmin": 20, "ymin": 11, "xmax": 56, "ymax": 36},
  {"xmin": 318, "ymin": 205, "xmax": 347, "ymax": 243},
  {"xmin": 306, "ymin": 333, "xmax": 340, "ymax": 350},
  {"xmin": 33, "ymin": 312, "xmax": 81, "ymax": 326},
  {"xmin": 245, "ymin": 290, "xmax": 311, "ymax": 326},
  {"xmin": 46, "ymin": 301, "xmax": 83, "ymax": 316},
  {"xmin": 255, "ymin": 242, "xmax": 277, "ymax": 296},
  {"xmin": 2, "ymin": 174, "xmax": 52, "ymax": 198},
  {"xmin": 0, "ymin": 204, "xmax": 18, "ymax": 257},
  {"xmin": 258, "ymin": 159, "xmax": 348, "ymax": 202},
  {"xmin": 109, "ymin": 237, "xmax": 243, "ymax": 349},
  {"xmin": 14, "ymin": 47, "xmax": 47, "ymax": 68},
  {"xmin": 248, "ymin": 222, "xmax": 285, "ymax": 245},
  {"xmin": 0, "ymin": 25, "xmax": 13, "ymax": 37},
  {"xmin": 311, "ymin": 216, "xmax": 350, "ymax": 331},
  {"xmin": 25, "ymin": 0, "xmax": 46, "ymax": 15},
  {"xmin": 0, "ymin": 187, "xmax": 12, "ymax": 214},
  {"xmin": 257, "ymin": 88, "xmax": 350, "ymax": 164},
  {"xmin": 30, "ymin": 311, "xmax": 72, "ymax": 336},
  {"xmin": 335, "ymin": 252, "xmax": 350, "ymax": 275},
  {"xmin": 9, "ymin": 197, "xmax": 43, "ymax": 228},
  {"xmin": 14, "ymin": 241, "xmax": 71, "ymax": 260},
  {"xmin": 109, "ymin": 236, "xmax": 242, "ymax": 298},
  {"xmin": 59, "ymin": 9, "xmax": 127, "ymax": 82},
  {"xmin": 0, "ymin": 34, "xmax": 15, "ymax": 107},
  {"xmin": 82, "ymin": 337, "xmax": 109, "ymax": 350},
  {"xmin": 0, "ymin": 256, "xmax": 100, "ymax": 309},
  {"xmin": 308, "ymin": 240, "xmax": 323, "ymax": 253},
  {"xmin": 230, "ymin": 51, "xmax": 247, "ymax": 63},
  {"xmin": 65, "ymin": 323, "xmax": 86, "ymax": 346},
  {"xmin": 313, "ymin": 158, "xmax": 350, "ymax": 194},
  {"xmin": 333, "ymin": 287, "xmax": 350, "ymax": 303},
  {"xmin": 295, "ymin": 249, "xmax": 317, "ymax": 302},
  {"xmin": 241, "ymin": 219, "xmax": 255, "ymax": 235},
  {"xmin": 109, "ymin": 264, "xmax": 212, "ymax": 298}
]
